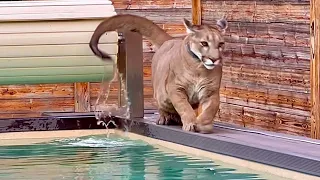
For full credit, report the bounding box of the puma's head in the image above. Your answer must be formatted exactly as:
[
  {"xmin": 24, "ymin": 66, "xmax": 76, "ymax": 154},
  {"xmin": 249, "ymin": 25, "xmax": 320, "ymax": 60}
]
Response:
[{"xmin": 183, "ymin": 18, "xmax": 228, "ymax": 70}]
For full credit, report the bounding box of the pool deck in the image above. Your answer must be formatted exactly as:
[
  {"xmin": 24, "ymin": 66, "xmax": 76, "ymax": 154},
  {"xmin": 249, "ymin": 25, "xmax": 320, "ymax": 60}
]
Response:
[{"xmin": 0, "ymin": 109, "xmax": 320, "ymax": 179}]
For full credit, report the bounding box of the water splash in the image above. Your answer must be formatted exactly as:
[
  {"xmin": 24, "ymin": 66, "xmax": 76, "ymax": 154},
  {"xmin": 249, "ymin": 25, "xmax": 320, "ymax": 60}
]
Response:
[
  {"xmin": 93, "ymin": 47, "xmax": 131, "ymax": 132},
  {"xmin": 50, "ymin": 135, "xmax": 147, "ymax": 148}
]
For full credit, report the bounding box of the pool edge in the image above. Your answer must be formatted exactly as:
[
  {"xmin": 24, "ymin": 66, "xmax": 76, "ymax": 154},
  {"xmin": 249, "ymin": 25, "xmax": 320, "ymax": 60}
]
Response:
[
  {"xmin": 115, "ymin": 129, "xmax": 319, "ymax": 180},
  {"xmin": 0, "ymin": 115, "xmax": 319, "ymax": 179},
  {"xmin": 0, "ymin": 128, "xmax": 318, "ymax": 180}
]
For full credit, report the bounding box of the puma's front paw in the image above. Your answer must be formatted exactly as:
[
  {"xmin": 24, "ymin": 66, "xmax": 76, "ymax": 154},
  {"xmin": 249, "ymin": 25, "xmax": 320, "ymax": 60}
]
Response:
[
  {"xmin": 181, "ymin": 114, "xmax": 196, "ymax": 132},
  {"xmin": 182, "ymin": 122, "xmax": 196, "ymax": 132},
  {"xmin": 195, "ymin": 117, "xmax": 214, "ymax": 134},
  {"xmin": 195, "ymin": 124, "xmax": 213, "ymax": 134}
]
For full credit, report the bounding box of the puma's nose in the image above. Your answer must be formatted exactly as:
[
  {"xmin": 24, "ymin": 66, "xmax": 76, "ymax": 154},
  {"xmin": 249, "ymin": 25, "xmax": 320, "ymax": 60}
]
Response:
[
  {"xmin": 207, "ymin": 57, "xmax": 221, "ymax": 63},
  {"xmin": 204, "ymin": 58, "xmax": 221, "ymax": 66}
]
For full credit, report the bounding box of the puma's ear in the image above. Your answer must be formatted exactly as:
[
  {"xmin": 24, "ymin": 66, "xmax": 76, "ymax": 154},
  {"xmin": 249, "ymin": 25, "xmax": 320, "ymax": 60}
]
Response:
[
  {"xmin": 183, "ymin": 18, "xmax": 195, "ymax": 34},
  {"xmin": 216, "ymin": 18, "xmax": 228, "ymax": 34}
]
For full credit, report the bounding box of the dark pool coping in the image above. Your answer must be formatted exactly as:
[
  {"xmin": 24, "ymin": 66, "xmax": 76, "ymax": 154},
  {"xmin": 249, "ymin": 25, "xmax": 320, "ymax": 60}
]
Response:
[{"xmin": 0, "ymin": 111, "xmax": 320, "ymax": 178}]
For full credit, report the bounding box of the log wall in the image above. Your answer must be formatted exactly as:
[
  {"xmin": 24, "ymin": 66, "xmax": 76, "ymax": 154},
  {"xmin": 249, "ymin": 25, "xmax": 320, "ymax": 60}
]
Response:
[
  {"xmin": 202, "ymin": 0, "xmax": 311, "ymax": 136},
  {"xmin": 0, "ymin": 0, "xmax": 312, "ymax": 138},
  {"xmin": 310, "ymin": 0, "xmax": 320, "ymax": 139}
]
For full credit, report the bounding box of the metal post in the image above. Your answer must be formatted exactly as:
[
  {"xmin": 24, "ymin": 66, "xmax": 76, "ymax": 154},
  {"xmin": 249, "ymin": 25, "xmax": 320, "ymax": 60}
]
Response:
[
  {"xmin": 118, "ymin": 31, "xmax": 144, "ymax": 119},
  {"xmin": 117, "ymin": 33, "xmax": 126, "ymax": 107}
]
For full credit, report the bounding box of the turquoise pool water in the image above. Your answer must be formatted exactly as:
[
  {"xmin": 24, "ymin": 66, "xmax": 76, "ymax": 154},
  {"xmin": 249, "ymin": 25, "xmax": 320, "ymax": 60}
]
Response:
[{"xmin": 0, "ymin": 134, "xmax": 288, "ymax": 180}]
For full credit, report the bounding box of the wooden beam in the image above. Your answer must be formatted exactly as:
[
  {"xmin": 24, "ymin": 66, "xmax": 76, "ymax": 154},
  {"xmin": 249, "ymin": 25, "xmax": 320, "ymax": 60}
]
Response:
[
  {"xmin": 192, "ymin": 0, "xmax": 201, "ymax": 25},
  {"xmin": 310, "ymin": 0, "xmax": 320, "ymax": 139},
  {"xmin": 74, "ymin": 82, "xmax": 91, "ymax": 112}
]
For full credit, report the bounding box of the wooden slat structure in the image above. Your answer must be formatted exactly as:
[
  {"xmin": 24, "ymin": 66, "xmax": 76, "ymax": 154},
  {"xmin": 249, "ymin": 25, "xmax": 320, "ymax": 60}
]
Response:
[
  {"xmin": 199, "ymin": 0, "xmax": 312, "ymax": 137},
  {"xmin": 310, "ymin": 0, "xmax": 320, "ymax": 139},
  {"xmin": 0, "ymin": 0, "xmax": 317, "ymax": 139}
]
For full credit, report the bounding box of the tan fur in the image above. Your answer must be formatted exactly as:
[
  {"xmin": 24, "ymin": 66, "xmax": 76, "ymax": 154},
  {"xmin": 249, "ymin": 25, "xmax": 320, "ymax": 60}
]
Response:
[
  {"xmin": 89, "ymin": 14, "xmax": 172, "ymax": 59},
  {"xmin": 89, "ymin": 14, "xmax": 228, "ymax": 133}
]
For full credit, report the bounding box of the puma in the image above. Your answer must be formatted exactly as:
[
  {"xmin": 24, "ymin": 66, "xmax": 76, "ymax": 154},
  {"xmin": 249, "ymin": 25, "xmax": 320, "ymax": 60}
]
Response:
[{"xmin": 89, "ymin": 14, "xmax": 228, "ymax": 133}]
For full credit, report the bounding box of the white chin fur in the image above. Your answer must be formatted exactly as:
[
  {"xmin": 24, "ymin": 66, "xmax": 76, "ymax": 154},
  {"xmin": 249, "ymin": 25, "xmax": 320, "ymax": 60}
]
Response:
[
  {"xmin": 204, "ymin": 64, "xmax": 215, "ymax": 70},
  {"xmin": 203, "ymin": 58, "xmax": 214, "ymax": 65},
  {"xmin": 203, "ymin": 59, "xmax": 220, "ymax": 70}
]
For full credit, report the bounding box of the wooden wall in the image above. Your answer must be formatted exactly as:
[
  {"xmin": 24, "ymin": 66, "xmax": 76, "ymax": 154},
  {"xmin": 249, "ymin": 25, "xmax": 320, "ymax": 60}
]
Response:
[
  {"xmin": 201, "ymin": 0, "xmax": 311, "ymax": 137},
  {"xmin": 0, "ymin": 0, "xmax": 312, "ymax": 138}
]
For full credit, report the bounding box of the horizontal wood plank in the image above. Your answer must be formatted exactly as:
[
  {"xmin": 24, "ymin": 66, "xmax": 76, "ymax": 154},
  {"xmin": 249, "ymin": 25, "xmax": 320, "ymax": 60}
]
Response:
[
  {"xmin": 202, "ymin": 0, "xmax": 310, "ymax": 24},
  {"xmin": 217, "ymin": 102, "xmax": 310, "ymax": 137},
  {"xmin": 90, "ymin": 82, "xmax": 153, "ymax": 98},
  {"xmin": 112, "ymin": 0, "xmax": 191, "ymax": 9},
  {"xmin": 0, "ymin": 84, "xmax": 73, "ymax": 100},
  {"xmin": 223, "ymin": 54, "xmax": 310, "ymax": 71},
  {"xmin": 142, "ymin": 39, "xmax": 310, "ymax": 60},
  {"xmin": 0, "ymin": 113, "xmax": 43, "ymax": 119},
  {"xmin": 0, "ymin": 98, "xmax": 74, "ymax": 113},
  {"xmin": 221, "ymin": 85, "xmax": 310, "ymax": 111},
  {"xmin": 90, "ymin": 97, "xmax": 157, "ymax": 111},
  {"xmin": 222, "ymin": 64, "xmax": 309, "ymax": 91},
  {"xmin": 116, "ymin": 8, "xmax": 192, "ymax": 23},
  {"xmin": 224, "ymin": 43, "xmax": 310, "ymax": 60}
]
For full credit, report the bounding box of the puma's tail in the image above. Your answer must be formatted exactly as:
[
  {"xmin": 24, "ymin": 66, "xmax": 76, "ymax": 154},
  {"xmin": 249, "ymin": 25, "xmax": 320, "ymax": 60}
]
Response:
[{"xmin": 89, "ymin": 14, "xmax": 173, "ymax": 60}]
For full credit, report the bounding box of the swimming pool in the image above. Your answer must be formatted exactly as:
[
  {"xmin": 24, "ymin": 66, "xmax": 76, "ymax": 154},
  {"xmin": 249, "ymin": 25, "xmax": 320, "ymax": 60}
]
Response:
[{"xmin": 0, "ymin": 130, "xmax": 292, "ymax": 180}]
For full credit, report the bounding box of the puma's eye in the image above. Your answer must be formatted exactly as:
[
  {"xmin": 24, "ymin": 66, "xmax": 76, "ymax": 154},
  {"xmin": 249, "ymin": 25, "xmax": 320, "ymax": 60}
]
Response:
[
  {"xmin": 218, "ymin": 42, "xmax": 225, "ymax": 48},
  {"xmin": 200, "ymin": 41, "xmax": 209, "ymax": 47}
]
